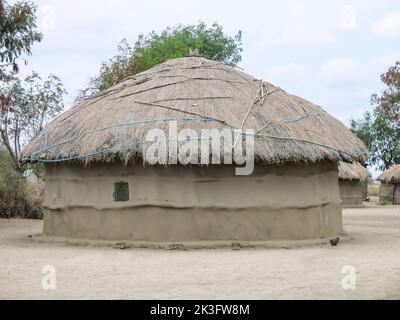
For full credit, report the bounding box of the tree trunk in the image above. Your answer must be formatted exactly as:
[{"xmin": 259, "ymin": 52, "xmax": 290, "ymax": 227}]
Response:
[{"xmin": 0, "ymin": 129, "xmax": 22, "ymax": 172}]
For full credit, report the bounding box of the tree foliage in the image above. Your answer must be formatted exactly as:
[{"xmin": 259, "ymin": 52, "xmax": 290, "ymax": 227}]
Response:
[
  {"xmin": 0, "ymin": 72, "xmax": 66, "ymax": 171},
  {"xmin": 79, "ymin": 22, "xmax": 243, "ymax": 98},
  {"xmin": 372, "ymin": 61, "xmax": 400, "ymax": 123},
  {"xmin": 351, "ymin": 61, "xmax": 400, "ymax": 171},
  {"xmin": 0, "ymin": 0, "xmax": 43, "ymax": 80},
  {"xmin": 0, "ymin": 1, "xmax": 66, "ymax": 172}
]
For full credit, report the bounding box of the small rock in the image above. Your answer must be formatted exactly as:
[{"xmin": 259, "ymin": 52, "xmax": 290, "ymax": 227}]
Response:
[
  {"xmin": 232, "ymin": 242, "xmax": 242, "ymax": 251},
  {"xmin": 114, "ymin": 242, "xmax": 128, "ymax": 250},
  {"xmin": 168, "ymin": 244, "xmax": 186, "ymax": 251}
]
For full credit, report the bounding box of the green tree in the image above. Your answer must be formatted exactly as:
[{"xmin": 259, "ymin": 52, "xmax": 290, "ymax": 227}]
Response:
[
  {"xmin": 351, "ymin": 61, "xmax": 400, "ymax": 171},
  {"xmin": 0, "ymin": 1, "xmax": 66, "ymax": 172},
  {"xmin": 372, "ymin": 61, "xmax": 400, "ymax": 123},
  {"xmin": 0, "ymin": 0, "xmax": 43, "ymax": 80},
  {"xmin": 1, "ymin": 72, "xmax": 66, "ymax": 171},
  {"xmin": 79, "ymin": 22, "xmax": 243, "ymax": 98},
  {"xmin": 0, "ymin": 1, "xmax": 62, "ymax": 219}
]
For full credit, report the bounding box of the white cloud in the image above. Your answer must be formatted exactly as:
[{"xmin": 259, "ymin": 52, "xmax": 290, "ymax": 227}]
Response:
[
  {"xmin": 372, "ymin": 10, "xmax": 400, "ymax": 37},
  {"xmin": 267, "ymin": 63, "xmax": 307, "ymax": 84},
  {"xmin": 319, "ymin": 58, "xmax": 361, "ymax": 84},
  {"xmin": 259, "ymin": 29, "xmax": 335, "ymax": 48},
  {"xmin": 319, "ymin": 54, "xmax": 399, "ymax": 88},
  {"xmin": 340, "ymin": 4, "xmax": 358, "ymax": 30}
]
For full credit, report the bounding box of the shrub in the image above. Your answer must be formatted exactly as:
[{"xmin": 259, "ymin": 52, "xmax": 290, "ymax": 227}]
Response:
[{"xmin": 0, "ymin": 149, "xmax": 43, "ymax": 219}]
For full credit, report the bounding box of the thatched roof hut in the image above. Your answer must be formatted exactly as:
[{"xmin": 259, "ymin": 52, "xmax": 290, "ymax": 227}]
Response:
[
  {"xmin": 22, "ymin": 57, "xmax": 368, "ymax": 243},
  {"xmin": 378, "ymin": 165, "xmax": 400, "ymax": 205},
  {"xmin": 338, "ymin": 162, "xmax": 371, "ymax": 206}
]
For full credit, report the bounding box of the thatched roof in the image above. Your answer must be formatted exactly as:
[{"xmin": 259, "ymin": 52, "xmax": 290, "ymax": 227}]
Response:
[
  {"xmin": 21, "ymin": 57, "xmax": 368, "ymax": 165},
  {"xmin": 378, "ymin": 165, "xmax": 400, "ymax": 184},
  {"xmin": 338, "ymin": 162, "xmax": 371, "ymax": 181}
]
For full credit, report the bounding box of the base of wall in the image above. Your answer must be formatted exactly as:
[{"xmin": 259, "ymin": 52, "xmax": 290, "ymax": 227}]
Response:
[
  {"xmin": 341, "ymin": 204, "xmax": 366, "ymax": 209},
  {"xmin": 341, "ymin": 200, "xmax": 364, "ymax": 206},
  {"xmin": 43, "ymin": 204, "xmax": 344, "ymax": 242},
  {"xmin": 33, "ymin": 233, "xmax": 352, "ymax": 250}
]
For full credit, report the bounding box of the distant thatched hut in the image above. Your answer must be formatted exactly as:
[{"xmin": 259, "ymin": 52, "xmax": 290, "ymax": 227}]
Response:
[
  {"xmin": 378, "ymin": 165, "xmax": 400, "ymax": 205},
  {"xmin": 338, "ymin": 162, "xmax": 371, "ymax": 206},
  {"xmin": 21, "ymin": 57, "xmax": 368, "ymax": 242}
]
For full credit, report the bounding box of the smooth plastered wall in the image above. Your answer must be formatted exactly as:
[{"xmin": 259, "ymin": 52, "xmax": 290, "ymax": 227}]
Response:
[
  {"xmin": 43, "ymin": 161, "xmax": 343, "ymax": 242},
  {"xmin": 339, "ymin": 180, "xmax": 364, "ymax": 206},
  {"xmin": 379, "ymin": 183, "xmax": 394, "ymax": 205},
  {"xmin": 360, "ymin": 180, "xmax": 368, "ymax": 201}
]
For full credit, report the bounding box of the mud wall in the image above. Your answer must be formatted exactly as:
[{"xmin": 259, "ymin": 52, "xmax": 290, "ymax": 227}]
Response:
[
  {"xmin": 43, "ymin": 161, "xmax": 343, "ymax": 241},
  {"xmin": 360, "ymin": 180, "xmax": 368, "ymax": 201},
  {"xmin": 379, "ymin": 183, "xmax": 394, "ymax": 205},
  {"xmin": 339, "ymin": 179, "xmax": 364, "ymax": 206}
]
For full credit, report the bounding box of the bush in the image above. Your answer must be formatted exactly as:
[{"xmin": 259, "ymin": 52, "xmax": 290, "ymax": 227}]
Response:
[{"xmin": 0, "ymin": 149, "xmax": 43, "ymax": 219}]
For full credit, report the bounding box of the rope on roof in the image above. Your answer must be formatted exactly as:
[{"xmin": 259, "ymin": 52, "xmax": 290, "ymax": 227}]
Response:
[
  {"xmin": 26, "ymin": 106, "xmax": 331, "ymax": 162},
  {"xmin": 22, "ymin": 131, "xmax": 365, "ymax": 164},
  {"xmin": 29, "ymin": 117, "xmax": 222, "ymax": 158}
]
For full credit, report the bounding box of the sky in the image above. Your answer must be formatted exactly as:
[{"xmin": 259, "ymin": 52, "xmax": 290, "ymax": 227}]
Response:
[{"xmin": 18, "ymin": 0, "xmax": 400, "ymax": 175}]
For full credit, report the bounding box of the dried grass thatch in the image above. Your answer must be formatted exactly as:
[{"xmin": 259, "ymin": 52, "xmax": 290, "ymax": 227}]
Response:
[
  {"xmin": 21, "ymin": 57, "xmax": 368, "ymax": 165},
  {"xmin": 378, "ymin": 165, "xmax": 400, "ymax": 184},
  {"xmin": 338, "ymin": 162, "xmax": 371, "ymax": 181}
]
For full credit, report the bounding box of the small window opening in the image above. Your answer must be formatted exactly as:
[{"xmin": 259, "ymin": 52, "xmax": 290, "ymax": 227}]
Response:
[{"xmin": 114, "ymin": 182, "xmax": 129, "ymax": 202}]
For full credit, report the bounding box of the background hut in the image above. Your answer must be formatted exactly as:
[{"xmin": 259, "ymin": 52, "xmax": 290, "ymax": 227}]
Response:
[
  {"xmin": 378, "ymin": 165, "xmax": 400, "ymax": 205},
  {"xmin": 21, "ymin": 57, "xmax": 368, "ymax": 242},
  {"xmin": 338, "ymin": 162, "xmax": 371, "ymax": 206}
]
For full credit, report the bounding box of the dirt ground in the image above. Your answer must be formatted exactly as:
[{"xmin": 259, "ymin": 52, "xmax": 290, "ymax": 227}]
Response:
[{"xmin": 1, "ymin": 205, "xmax": 399, "ymax": 300}]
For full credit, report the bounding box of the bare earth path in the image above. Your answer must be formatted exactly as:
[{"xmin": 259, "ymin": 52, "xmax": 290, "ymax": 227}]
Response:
[{"xmin": 1, "ymin": 206, "xmax": 399, "ymax": 300}]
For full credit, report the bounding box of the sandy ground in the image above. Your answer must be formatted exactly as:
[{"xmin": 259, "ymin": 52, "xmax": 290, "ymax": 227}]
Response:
[{"xmin": 0, "ymin": 205, "xmax": 400, "ymax": 300}]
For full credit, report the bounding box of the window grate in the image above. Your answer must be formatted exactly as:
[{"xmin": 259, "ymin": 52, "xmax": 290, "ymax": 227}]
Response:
[{"xmin": 114, "ymin": 182, "xmax": 129, "ymax": 202}]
